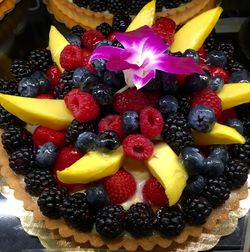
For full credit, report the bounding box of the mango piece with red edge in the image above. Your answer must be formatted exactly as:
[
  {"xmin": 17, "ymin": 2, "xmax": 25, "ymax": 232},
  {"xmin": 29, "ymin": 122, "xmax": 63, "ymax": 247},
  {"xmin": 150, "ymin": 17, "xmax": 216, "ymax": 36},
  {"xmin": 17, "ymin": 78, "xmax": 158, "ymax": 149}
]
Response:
[
  {"xmin": 170, "ymin": 7, "xmax": 223, "ymax": 53},
  {"xmin": 217, "ymin": 83, "xmax": 250, "ymax": 110},
  {"xmin": 57, "ymin": 147, "xmax": 125, "ymax": 184},
  {"xmin": 0, "ymin": 93, "xmax": 73, "ymax": 130},
  {"xmin": 192, "ymin": 122, "xmax": 245, "ymax": 145},
  {"xmin": 146, "ymin": 142, "xmax": 188, "ymax": 206}
]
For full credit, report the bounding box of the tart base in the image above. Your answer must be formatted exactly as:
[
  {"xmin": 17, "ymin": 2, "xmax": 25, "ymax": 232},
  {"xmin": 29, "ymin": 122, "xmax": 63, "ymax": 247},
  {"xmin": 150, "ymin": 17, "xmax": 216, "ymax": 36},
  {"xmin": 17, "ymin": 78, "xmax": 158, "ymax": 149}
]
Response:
[
  {"xmin": 44, "ymin": 0, "xmax": 216, "ymax": 29},
  {"xmin": 0, "ymin": 0, "xmax": 22, "ymax": 20},
  {"xmin": 0, "ymin": 129, "xmax": 249, "ymax": 251}
]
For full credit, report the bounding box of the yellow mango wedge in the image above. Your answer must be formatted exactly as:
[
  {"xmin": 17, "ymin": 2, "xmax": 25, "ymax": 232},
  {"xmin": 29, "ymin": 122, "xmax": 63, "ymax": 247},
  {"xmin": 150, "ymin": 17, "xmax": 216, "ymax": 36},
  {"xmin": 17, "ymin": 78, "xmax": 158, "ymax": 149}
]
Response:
[
  {"xmin": 126, "ymin": 0, "xmax": 156, "ymax": 32},
  {"xmin": 192, "ymin": 122, "xmax": 245, "ymax": 145},
  {"xmin": 57, "ymin": 147, "xmax": 125, "ymax": 184},
  {"xmin": 218, "ymin": 83, "xmax": 250, "ymax": 110},
  {"xmin": 171, "ymin": 7, "xmax": 223, "ymax": 53},
  {"xmin": 146, "ymin": 142, "xmax": 188, "ymax": 206},
  {"xmin": 0, "ymin": 93, "xmax": 73, "ymax": 130},
  {"xmin": 49, "ymin": 26, "xmax": 69, "ymax": 72}
]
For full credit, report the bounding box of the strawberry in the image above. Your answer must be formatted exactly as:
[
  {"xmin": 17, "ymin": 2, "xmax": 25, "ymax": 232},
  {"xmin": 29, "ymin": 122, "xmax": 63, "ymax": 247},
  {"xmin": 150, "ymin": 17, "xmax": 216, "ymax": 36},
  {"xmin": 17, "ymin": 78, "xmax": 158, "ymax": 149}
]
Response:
[
  {"xmin": 198, "ymin": 46, "xmax": 207, "ymax": 64},
  {"xmin": 46, "ymin": 65, "xmax": 61, "ymax": 90},
  {"xmin": 107, "ymin": 31, "xmax": 117, "ymax": 42},
  {"xmin": 103, "ymin": 168, "xmax": 136, "ymax": 204},
  {"xmin": 209, "ymin": 66, "xmax": 229, "ymax": 83},
  {"xmin": 142, "ymin": 177, "xmax": 168, "ymax": 207}
]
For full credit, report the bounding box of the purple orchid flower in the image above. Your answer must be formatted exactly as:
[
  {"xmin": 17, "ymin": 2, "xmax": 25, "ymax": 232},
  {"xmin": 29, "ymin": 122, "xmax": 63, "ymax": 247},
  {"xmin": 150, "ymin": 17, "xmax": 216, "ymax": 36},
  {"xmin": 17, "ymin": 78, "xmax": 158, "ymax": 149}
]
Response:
[{"xmin": 90, "ymin": 26, "xmax": 203, "ymax": 89}]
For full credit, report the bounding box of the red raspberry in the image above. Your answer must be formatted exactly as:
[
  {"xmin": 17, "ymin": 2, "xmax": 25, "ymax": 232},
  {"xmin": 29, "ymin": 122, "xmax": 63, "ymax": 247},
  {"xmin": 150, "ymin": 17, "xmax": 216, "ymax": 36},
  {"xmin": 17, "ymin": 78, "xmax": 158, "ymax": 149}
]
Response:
[
  {"xmin": 152, "ymin": 17, "xmax": 176, "ymax": 45},
  {"xmin": 60, "ymin": 45, "xmax": 84, "ymax": 71},
  {"xmin": 142, "ymin": 177, "xmax": 168, "ymax": 207},
  {"xmin": 123, "ymin": 134, "xmax": 154, "ymax": 161},
  {"xmin": 81, "ymin": 48, "xmax": 96, "ymax": 73},
  {"xmin": 176, "ymin": 74, "xmax": 188, "ymax": 86},
  {"xmin": 218, "ymin": 108, "xmax": 237, "ymax": 124},
  {"xmin": 198, "ymin": 46, "xmax": 207, "ymax": 64},
  {"xmin": 98, "ymin": 115, "xmax": 125, "ymax": 139},
  {"xmin": 103, "ymin": 168, "xmax": 136, "ymax": 204},
  {"xmin": 64, "ymin": 88, "xmax": 100, "ymax": 122},
  {"xmin": 113, "ymin": 88, "xmax": 148, "ymax": 114},
  {"xmin": 36, "ymin": 94, "xmax": 54, "ymax": 99},
  {"xmin": 107, "ymin": 31, "xmax": 117, "ymax": 42},
  {"xmin": 143, "ymin": 90, "xmax": 161, "ymax": 107},
  {"xmin": 140, "ymin": 107, "xmax": 164, "ymax": 138},
  {"xmin": 33, "ymin": 126, "xmax": 65, "ymax": 148},
  {"xmin": 199, "ymin": 63, "xmax": 210, "ymax": 73},
  {"xmin": 209, "ymin": 66, "xmax": 229, "ymax": 83},
  {"xmin": 46, "ymin": 65, "xmax": 61, "ymax": 89},
  {"xmin": 192, "ymin": 88, "xmax": 222, "ymax": 119},
  {"xmin": 82, "ymin": 30, "xmax": 105, "ymax": 50},
  {"xmin": 52, "ymin": 146, "xmax": 85, "ymax": 192}
]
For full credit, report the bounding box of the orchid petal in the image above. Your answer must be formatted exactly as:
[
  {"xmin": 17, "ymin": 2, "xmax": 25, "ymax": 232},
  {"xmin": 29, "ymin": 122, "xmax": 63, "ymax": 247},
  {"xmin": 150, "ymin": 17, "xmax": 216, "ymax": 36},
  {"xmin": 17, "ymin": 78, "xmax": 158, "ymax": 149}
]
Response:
[
  {"xmin": 106, "ymin": 57, "xmax": 139, "ymax": 71},
  {"xmin": 132, "ymin": 69, "xmax": 156, "ymax": 89}
]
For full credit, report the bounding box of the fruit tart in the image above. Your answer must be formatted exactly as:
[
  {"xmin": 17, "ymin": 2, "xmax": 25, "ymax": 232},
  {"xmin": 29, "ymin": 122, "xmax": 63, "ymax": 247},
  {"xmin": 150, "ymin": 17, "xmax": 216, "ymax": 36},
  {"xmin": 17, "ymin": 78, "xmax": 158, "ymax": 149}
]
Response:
[
  {"xmin": 44, "ymin": 0, "xmax": 216, "ymax": 29},
  {"xmin": 0, "ymin": 0, "xmax": 22, "ymax": 20},
  {"xmin": 0, "ymin": 3, "xmax": 249, "ymax": 251}
]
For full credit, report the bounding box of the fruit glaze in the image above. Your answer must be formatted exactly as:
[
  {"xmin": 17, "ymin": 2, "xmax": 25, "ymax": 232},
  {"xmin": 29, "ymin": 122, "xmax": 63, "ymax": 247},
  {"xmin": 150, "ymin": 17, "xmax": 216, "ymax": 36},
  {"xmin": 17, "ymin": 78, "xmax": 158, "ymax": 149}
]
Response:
[{"xmin": 0, "ymin": 1, "xmax": 249, "ymax": 250}]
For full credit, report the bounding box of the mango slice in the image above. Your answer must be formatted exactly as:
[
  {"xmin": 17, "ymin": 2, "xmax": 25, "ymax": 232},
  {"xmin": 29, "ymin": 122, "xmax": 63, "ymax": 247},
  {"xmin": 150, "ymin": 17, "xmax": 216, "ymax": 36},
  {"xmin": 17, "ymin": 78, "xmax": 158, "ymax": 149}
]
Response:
[
  {"xmin": 49, "ymin": 26, "xmax": 69, "ymax": 72},
  {"xmin": 146, "ymin": 142, "xmax": 188, "ymax": 206},
  {"xmin": 192, "ymin": 122, "xmax": 246, "ymax": 145},
  {"xmin": 0, "ymin": 93, "xmax": 73, "ymax": 130},
  {"xmin": 126, "ymin": 0, "xmax": 156, "ymax": 32},
  {"xmin": 57, "ymin": 147, "xmax": 125, "ymax": 184},
  {"xmin": 218, "ymin": 83, "xmax": 250, "ymax": 110},
  {"xmin": 170, "ymin": 7, "xmax": 223, "ymax": 53}
]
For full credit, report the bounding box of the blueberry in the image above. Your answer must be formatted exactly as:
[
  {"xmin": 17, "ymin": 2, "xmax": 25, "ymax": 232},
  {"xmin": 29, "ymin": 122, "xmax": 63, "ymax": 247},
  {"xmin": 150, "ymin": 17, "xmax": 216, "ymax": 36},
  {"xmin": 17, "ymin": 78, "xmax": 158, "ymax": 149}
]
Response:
[
  {"xmin": 184, "ymin": 176, "xmax": 206, "ymax": 197},
  {"xmin": 18, "ymin": 77, "xmax": 39, "ymax": 97},
  {"xmin": 184, "ymin": 73, "xmax": 210, "ymax": 93},
  {"xmin": 161, "ymin": 72, "xmax": 179, "ymax": 94},
  {"xmin": 76, "ymin": 131, "xmax": 98, "ymax": 152},
  {"xmin": 122, "ymin": 111, "xmax": 139, "ymax": 134},
  {"xmin": 209, "ymin": 145, "xmax": 229, "ymax": 163},
  {"xmin": 112, "ymin": 41, "xmax": 124, "ymax": 48},
  {"xmin": 86, "ymin": 184, "xmax": 110, "ymax": 210},
  {"xmin": 31, "ymin": 71, "xmax": 50, "ymax": 93},
  {"xmin": 97, "ymin": 130, "xmax": 120, "ymax": 151},
  {"xmin": 72, "ymin": 67, "xmax": 91, "ymax": 86},
  {"xmin": 228, "ymin": 69, "xmax": 250, "ymax": 83},
  {"xmin": 208, "ymin": 76, "xmax": 224, "ymax": 92},
  {"xmin": 103, "ymin": 71, "xmax": 122, "ymax": 92},
  {"xmin": 92, "ymin": 59, "xmax": 106, "ymax": 78},
  {"xmin": 226, "ymin": 118, "xmax": 244, "ymax": 134},
  {"xmin": 203, "ymin": 157, "xmax": 224, "ymax": 177},
  {"xmin": 183, "ymin": 49, "xmax": 199, "ymax": 64},
  {"xmin": 79, "ymin": 73, "xmax": 99, "ymax": 91},
  {"xmin": 158, "ymin": 95, "xmax": 178, "ymax": 115},
  {"xmin": 36, "ymin": 142, "xmax": 58, "ymax": 168},
  {"xmin": 96, "ymin": 40, "xmax": 113, "ymax": 48},
  {"xmin": 205, "ymin": 50, "xmax": 227, "ymax": 68},
  {"xmin": 188, "ymin": 105, "xmax": 216, "ymax": 132},
  {"xmin": 91, "ymin": 84, "xmax": 113, "ymax": 105},
  {"xmin": 180, "ymin": 147, "xmax": 205, "ymax": 176},
  {"xmin": 66, "ymin": 33, "xmax": 82, "ymax": 47}
]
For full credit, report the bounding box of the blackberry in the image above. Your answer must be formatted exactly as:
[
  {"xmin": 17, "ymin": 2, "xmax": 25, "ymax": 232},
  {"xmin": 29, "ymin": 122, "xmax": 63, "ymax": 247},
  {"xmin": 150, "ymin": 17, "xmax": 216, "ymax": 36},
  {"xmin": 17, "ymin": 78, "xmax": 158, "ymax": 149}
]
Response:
[
  {"xmin": 155, "ymin": 207, "xmax": 185, "ymax": 236},
  {"xmin": 177, "ymin": 93, "xmax": 192, "ymax": 116},
  {"xmin": 24, "ymin": 169, "xmax": 55, "ymax": 196},
  {"xmin": 0, "ymin": 79, "xmax": 19, "ymax": 95},
  {"xmin": 215, "ymin": 43, "xmax": 234, "ymax": 62},
  {"xmin": 65, "ymin": 119, "xmax": 97, "ymax": 144},
  {"xmin": 202, "ymin": 176, "xmax": 230, "ymax": 208},
  {"xmin": 89, "ymin": 0, "xmax": 107, "ymax": 11},
  {"xmin": 53, "ymin": 71, "xmax": 75, "ymax": 99},
  {"xmin": 227, "ymin": 59, "xmax": 245, "ymax": 73},
  {"xmin": 126, "ymin": 203, "xmax": 154, "ymax": 237},
  {"xmin": 29, "ymin": 49, "xmax": 53, "ymax": 72},
  {"xmin": 96, "ymin": 205, "xmax": 125, "ymax": 238},
  {"xmin": 181, "ymin": 197, "xmax": 212, "ymax": 225},
  {"xmin": 204, "ymin": 32, "xmax": 216, "ymax": 52},
  {"xmin": 10, "ymin": 59, "xmax": 32, "ymax": 81},
  {"xmin": 156, "ymin": 0, "xmax": 164, "ymax": 11},
  {"xmin": 107, "ymin": 0, "xmax": 126, "ymax": 15},
  {"xmin": 69, "ymin": 25, "xmax": 86, "ymax": 37},
  {"xmin": 224, "ymin": 158, "xmax": 248, "ymax": 189},
  {"xmin": 96, "ymin": 22, "xmax": 113, "ymax": 37},
  {"xmin": 38, "ymin": 186, "xmax": 67, "ymax": 219},
  {"xmin": 112, "ymin": 15, "xmax": 132, "ymax": 32},
  {"xmin": 60, "ymin": 193, "xmax": 94, "ymax": 231},
  {"xmin": 161, "ymin": 113, "xmax": 194, "ymax": 154},
  {"xmin": 0, "ymin": 106, "xmax": 25, "ymax": 129},
  {"xmin": 2, "ymin": 125, "xmax": 32, "ymax": 154},
  {"xmin": 9, "ymin": 146, "xmax": 36, "ymax": 175},
  {"xmin": 72, "ymin": 0, "xmax": 89, "ymax": 7},
  {"xmin": 164, "ymin": 0, "xmax": 180, "ymax": 9},
  {"xmin": 128, "ymin": 0, "xmax": 148, "ymax": 15}
]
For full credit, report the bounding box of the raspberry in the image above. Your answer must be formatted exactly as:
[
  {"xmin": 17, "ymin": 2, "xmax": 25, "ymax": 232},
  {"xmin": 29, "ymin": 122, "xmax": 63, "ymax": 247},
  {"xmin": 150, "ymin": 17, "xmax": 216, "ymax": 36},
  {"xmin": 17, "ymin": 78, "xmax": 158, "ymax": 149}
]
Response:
[
  {"xmin": 113, "ymin": 88, "xmax": 148, "ymax": 114},
  {"xmin": 140, "ymin": 107, "xmax": 164, "ymax": 138},
  {"xmin": 176, "ymin": 74, "xmax": 188, "ymax": 86},
  {"xmin": 107, "ymin": 31, "xmax": 117, "ymax": 42},
  {"xmin": 33, "ymin": 126, "xmax": 65, "ymax": 148},
  {"xmin": 152, "ymin": 18, "xmax": 176, "ymax": 45},
  {"xmin": 64, "ymin": 89, "xmax": 100, "ymax": 122},
  {"xmin": 123, "ymin": 134, "xmax": 154, "ymax": 161},
  {"xmin": 103, "ymin": 168, "xmax": 136, "ymax": 204},
  {"xmin": 143, "ymin": 177, "xmax": 168, "ymax": 207},
  {"xmin": 98, "ymin": 115, "xmax": 125, "ymax": 139},
  {"xmin": 218, "ymin": 108, "xmax": 237, "ymax": 124},
  {"xmin": 36, "ymin": 94, "xmax": 54, "ymax": 99},
  {"xmin": 82, "ymin": 30, "xmax": 105, "ymax": 50},
  {"xmin": 143, "ymin": 90, "xmax": 161, "ymax": 107},
  {"xmin": 81, "ymin": 48, "xmax": 96, "ymax": 73},
  {"xmin": 209, "ymin": 66, "xmax": 229, "ymax": 83},
  {"xmin": 46, "ymin": 65, "xmax": 61, "ymax": 89},
  {"xmin": 192, "ymin": 89, "xmax": 222, "ymax": 119}
]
